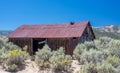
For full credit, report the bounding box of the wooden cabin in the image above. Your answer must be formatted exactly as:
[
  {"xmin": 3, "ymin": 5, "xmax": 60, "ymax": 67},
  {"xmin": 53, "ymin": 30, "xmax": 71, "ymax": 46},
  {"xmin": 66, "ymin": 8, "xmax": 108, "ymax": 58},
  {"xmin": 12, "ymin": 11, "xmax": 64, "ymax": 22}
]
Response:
[{"xmin": 8, "ymin": 21, "xmax": 95, "ymax": 55}]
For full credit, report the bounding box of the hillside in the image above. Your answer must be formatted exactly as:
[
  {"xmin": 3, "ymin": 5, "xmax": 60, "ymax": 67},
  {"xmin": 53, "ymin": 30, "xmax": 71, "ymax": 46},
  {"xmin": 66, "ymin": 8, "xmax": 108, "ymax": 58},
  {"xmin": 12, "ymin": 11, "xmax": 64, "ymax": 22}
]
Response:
[
  {"xmin": 0, "ymin": 30, "xmax": 12, "ymax": 36},
  {"xmin": 93, "ymin": 25, "xmax": 120, "ymax": 39},
  {"xmin": 98, "ymin": 25, "xmax": 120, "ymax": 34}
]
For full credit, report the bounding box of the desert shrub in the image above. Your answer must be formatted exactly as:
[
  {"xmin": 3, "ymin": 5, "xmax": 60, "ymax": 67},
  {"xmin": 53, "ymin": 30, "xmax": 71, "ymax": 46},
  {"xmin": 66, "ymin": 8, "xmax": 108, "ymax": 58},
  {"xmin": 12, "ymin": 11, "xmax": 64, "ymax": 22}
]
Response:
[
  {"xmin": 116, "ymin": 65, "xmax": 120, "ymax": 73},
  {"xmin": 35, "ymin": 45, "xmax": 72, "ymax": 72},
  {"xmin": 5, "ymin": 49, "xmax": 29, "ymax": 72},
  {"xmin": 0, "ymin": 47, "xmax": 8, "ymax": 64},
  {"xmin": 94, "ymin": 39, "xmax": 104, "ymax": 50},
  {"xmin": 80, "ymin": 49, "xmax": 104, "ymax": 64},
  {"xmin": 35, "ymin": 44, "xmax": 52, "ymax": 69},
  {"xmin": 49, "ymin": 47, "xmax": 72, "ymax": 72},
  {"xmin": 77, "ymin": 37, "xmax": 120, "ymax": 73},
  {"xmin": 7, "ymin": 64, "xmax": 18, "ymax": 72},
  {"xmin": 80, "ymin": 62, "xmax": 117, "ymax": 73},
  {"xmin": 94, "ymin": 37, "xmax": 112, "ymax": 50},
  {"xmin": 0, "ymin": 36, "xmax": 20, "ymax": 50},
  {"xmin": 0, "ymin": 36, "xmax": 9, "ymax": 48},
  {"xmin": 23, "ymin": 45, "xmax": 28, "ymax": 51},
  {"xmin": 108, "ymin": 40, "xmax": 120, "ymax": 57},
  {"xmin": 5, "ymin": 42, "xmax": 20, "ymax": 50},
  {"xmin": 98, "ymin": 37, "xmax": 112, "ymax": 46},
  {"xmin": 80, "ymin": 62, "xmax": 97, "ymax": 73},
  {"xmin": 97, "ymin": 63, "xmax": 117, "ymax": 73},
  {"xmin": 105, "ymin": 55, "xmax": 120, "ymax": 68},
  {"xmin": 84, "ymin": 41, "xmax": 96, "ymax": 50},
  {"xmin": 73, "ymin": 37, "xmax": 119, "ymax": 63},
  {"xmin": 0, "ymin": 36, "xmax": 30, "ymax": 72},
  {"xmin": 73, "ymin": 37, "xmax": 113, "ymax": 64},
  {"xmin": 73, "ymin": 44, "xmax": 86, "ymax": 61}
]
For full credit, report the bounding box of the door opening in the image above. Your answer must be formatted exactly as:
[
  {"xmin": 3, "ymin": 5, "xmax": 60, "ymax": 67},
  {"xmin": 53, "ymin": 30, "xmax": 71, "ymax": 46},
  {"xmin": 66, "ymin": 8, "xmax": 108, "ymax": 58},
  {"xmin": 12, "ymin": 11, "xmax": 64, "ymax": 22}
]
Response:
[{"xmin": 33, "ymin": 38, "xmax": 46, "ymax": 54}]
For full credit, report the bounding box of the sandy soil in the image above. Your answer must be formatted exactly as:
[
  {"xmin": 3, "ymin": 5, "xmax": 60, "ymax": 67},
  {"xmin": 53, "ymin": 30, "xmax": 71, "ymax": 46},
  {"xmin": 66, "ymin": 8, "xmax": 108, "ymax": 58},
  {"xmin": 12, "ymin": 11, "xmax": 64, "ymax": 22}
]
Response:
[{"xmin": 0, "ymin": 60, "xmax": 81, "ymax": 73}]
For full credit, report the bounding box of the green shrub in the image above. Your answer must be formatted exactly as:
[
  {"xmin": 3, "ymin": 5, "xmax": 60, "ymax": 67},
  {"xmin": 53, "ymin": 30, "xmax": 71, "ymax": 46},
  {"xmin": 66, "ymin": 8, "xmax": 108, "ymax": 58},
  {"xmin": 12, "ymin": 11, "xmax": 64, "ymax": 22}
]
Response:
[
  {"xmin": 116, "ymin": 65, "xmax": 120, "ymax": 73},
  {"xmin": 49, "ymin": 47, "xmax": 72, "ymax": 72},
  {"xmin": 0, "ymin": 36, "xmax": 9, "ymax": 48},
  {"xmin": 5, "ymin": 49, "xmax": 29, "ymax": 72},
  {"xmin": 84, "ymin": 41, "xmax": 96, "ymax": 50},
  {"xmin": 108, "ymin": 40, "xmax": 120, "ymax": 57},
  {"xmin": 79, "ymin": 37, "xmax": 120, "ymax": 73},
  {"xmin": 6, "ymin": 49, "xmax": 29, "ymax": 65},
  {"xmin": 97, "ymin": 63, "xmax": 117, "ymax": 73},
  {"xmin": 73, "ymin": 37, "xmax": 120, "ymax": 63},
  {"xmin": 94, "ymin": 37, "xmax": 112, "ymax": 50},
  {"xmin": 7, "ymin": 64, "xmax": 18, "ymax": 72},
  {"xmin": 0, "ymin": 36, "xmax": 20, "ymax": 50},
  {"xmin": 0, "ymin": 47, "xmax": 9, "ymax": 64},
  {"xmin": 80, "ymin": 62, "xmax": 97, "ymax": 73},
  {"xmin": 35, "ymin": 44, "xmax": 52, "ymax": 69},
  {"xmin": 105, "ymin": 55, "xmax": 119, "ymax": 68},
  {"xmin": 94, "ymin": 39, "xmax": 104, "ymax": 50},
  {"xmin": 99, "ymin": 36, "xmax": 112, "ymax": 42},
  {"xmin": 80, "ymin": 62, "xmax": 117, "ymax": 73},
  {"xmin": 73, "ymin": 44, "xmax": 86, "ymax": 61},
  {"xmin": 80, "ymin": 49, "xmax": 104, "ymax": 64},
  {"xmin": 35, "ymin": 45, "xmax": 72, "ymax": 72},
  {"xmin": 0, "ymin": 37, "xmax": 30, "ymax": 72}
]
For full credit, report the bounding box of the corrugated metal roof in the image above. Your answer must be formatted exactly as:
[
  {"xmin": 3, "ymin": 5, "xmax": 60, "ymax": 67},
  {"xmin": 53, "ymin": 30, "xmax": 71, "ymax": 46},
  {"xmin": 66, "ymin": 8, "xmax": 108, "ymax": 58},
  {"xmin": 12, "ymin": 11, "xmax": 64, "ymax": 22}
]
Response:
[{"xmin": 9, "ymin": 21, "xmax": 89, "ymax": 38}]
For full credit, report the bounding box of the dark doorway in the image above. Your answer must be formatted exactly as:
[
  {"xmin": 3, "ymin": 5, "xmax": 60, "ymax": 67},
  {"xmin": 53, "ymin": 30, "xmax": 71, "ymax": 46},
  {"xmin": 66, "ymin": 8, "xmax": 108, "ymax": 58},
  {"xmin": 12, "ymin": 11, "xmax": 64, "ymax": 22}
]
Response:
[{"xmin": 33, "ymin": 38, "xmax": 46, "ymax": 54}]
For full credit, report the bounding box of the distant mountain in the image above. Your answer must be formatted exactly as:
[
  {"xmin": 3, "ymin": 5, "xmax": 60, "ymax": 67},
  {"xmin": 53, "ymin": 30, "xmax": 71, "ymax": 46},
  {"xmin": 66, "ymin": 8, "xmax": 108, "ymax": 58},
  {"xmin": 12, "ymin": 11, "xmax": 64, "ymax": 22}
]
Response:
[
  {"xmin": 93, "ymin": 25, "xmax": 120, "ymax": 39},
  {"xmin": 98, "ymin": 25, "xmax": 120, "ymax": 33},
  {"xmin": 0, "ymin": 30, "xmax": 12, "ymax": 36}
]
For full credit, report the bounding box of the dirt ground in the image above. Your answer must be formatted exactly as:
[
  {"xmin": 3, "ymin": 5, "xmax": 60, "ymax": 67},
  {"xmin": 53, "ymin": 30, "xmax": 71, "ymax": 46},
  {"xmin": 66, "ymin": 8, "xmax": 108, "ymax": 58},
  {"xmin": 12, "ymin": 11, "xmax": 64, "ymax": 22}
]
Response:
[{"xmin": 0, "ymin": 60, "xmax": 81, "ymax": 73}]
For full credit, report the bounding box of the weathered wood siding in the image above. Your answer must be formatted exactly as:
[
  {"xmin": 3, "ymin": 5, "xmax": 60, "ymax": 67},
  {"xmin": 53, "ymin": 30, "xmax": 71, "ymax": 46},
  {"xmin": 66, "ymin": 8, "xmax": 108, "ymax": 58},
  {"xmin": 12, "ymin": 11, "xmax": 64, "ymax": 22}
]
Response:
[
  {"xmin": 80, "ymin": 26, "xmax": 94, "ymax": 43},
  {"xmin": 9, "ymin": 38, "xmax": 79, "ymax": 55},
  {"xmin": 70, "ymin": 37, "xmax": 79, "ymax": 51},
  {"xmin": 47, "ymin": 38, "xmax": 78, "ymax": 55},
  {"xmin": 9, "ymin": 38, "xmax": 33, "ymax": 54}
]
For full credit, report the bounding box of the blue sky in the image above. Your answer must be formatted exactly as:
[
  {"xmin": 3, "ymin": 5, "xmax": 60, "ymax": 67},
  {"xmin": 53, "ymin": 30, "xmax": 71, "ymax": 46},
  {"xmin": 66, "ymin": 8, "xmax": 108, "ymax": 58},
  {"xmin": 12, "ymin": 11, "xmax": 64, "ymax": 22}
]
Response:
[{"xmin": 0, "ymin": 0, "xmax": 120, "ymax": 30}]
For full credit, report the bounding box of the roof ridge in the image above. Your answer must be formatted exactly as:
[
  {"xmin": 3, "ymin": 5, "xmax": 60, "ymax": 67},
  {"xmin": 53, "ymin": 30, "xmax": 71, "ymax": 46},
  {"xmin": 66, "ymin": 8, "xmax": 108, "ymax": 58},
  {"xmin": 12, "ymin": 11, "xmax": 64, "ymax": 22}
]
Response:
[{"xmin": 20, "ymin": 21, "xmax": 89, "ymax": 26}]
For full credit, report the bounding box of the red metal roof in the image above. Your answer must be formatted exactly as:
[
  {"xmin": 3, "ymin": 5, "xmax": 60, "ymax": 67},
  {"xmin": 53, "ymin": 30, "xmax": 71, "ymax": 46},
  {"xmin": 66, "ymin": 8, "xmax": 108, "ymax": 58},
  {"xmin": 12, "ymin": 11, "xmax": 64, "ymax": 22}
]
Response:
[{"xmin": 9, "ymin": 21, "xmax": 89, "ymax": 38}]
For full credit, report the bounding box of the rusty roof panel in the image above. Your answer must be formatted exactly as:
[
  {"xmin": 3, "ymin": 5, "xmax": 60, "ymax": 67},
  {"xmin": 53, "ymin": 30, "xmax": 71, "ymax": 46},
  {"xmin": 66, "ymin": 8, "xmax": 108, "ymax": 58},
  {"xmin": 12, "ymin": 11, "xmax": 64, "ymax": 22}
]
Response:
[{"xmin": 9, "ymin": 21, "xmax": 89, "ymax": 38}]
